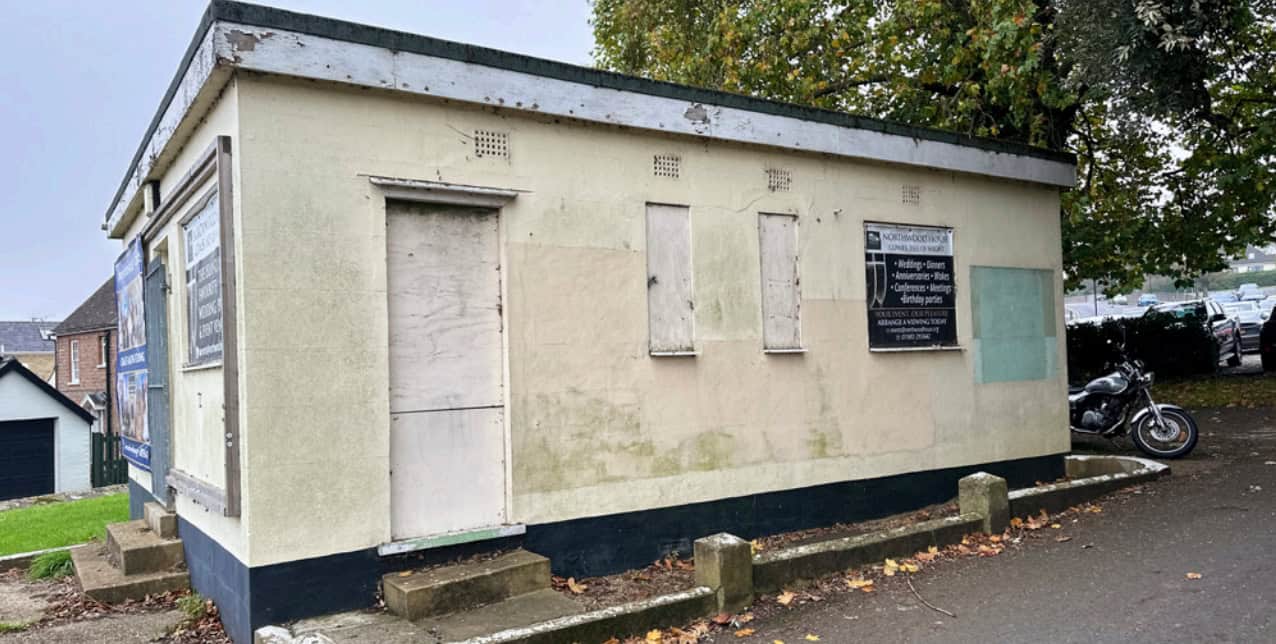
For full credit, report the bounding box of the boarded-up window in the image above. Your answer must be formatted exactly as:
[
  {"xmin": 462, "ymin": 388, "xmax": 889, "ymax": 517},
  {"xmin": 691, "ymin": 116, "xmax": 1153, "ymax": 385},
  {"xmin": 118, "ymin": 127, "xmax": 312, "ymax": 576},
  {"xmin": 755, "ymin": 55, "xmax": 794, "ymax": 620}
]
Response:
[
  {"xmin": 758, "ymin": 213, "xmax": 801, "ymax": 350},
  {"xmin": 971, "ymin": 266, "xmax": 1057, "ymax": 383},
  {"xmin": 646, "ymin": 204, "xmax": 694, "ymax": 354}
]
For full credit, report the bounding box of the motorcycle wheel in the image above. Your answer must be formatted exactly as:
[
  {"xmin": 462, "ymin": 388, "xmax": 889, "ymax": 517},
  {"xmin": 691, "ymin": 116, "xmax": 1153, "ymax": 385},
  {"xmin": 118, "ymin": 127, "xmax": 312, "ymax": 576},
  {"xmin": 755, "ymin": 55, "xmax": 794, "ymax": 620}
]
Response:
[{"xmin": 1131, "ymin": 407, "xmax": 1199, "ymax": 459}]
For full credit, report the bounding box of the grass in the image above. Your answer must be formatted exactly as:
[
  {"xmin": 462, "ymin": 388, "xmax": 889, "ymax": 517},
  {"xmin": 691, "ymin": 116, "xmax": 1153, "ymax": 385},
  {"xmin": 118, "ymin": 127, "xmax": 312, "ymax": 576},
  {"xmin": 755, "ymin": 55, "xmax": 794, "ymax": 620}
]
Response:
[
  {"xmin": 0, "ymin": 622, "xmax": 29, "ymax": 634},
  {"xmin": 27, "ymin": 550, "xmax": 74, "ymax": 580},
  {"xmin": 1157, "ymin": 371, "xmax": 1276, "ymax": 409},
  {"xmin": 0, "ymin": 493, "xmax": 128, "ymax": 557},
  {"xmin": 177, "ymin": 593, "xmax": 209, "ymax": 622}
]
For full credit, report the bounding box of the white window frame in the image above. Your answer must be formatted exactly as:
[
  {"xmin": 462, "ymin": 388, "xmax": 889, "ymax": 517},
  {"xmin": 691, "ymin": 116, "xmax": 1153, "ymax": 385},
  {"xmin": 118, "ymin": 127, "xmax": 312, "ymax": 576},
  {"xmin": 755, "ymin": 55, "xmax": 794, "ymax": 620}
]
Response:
[
  {"xmin": 69, "ymin": 339, "xmax": 80, "ymax": 384},
  {"xmin": 98, "ymin": 334, "xmax": 107, "ymax": 368}
]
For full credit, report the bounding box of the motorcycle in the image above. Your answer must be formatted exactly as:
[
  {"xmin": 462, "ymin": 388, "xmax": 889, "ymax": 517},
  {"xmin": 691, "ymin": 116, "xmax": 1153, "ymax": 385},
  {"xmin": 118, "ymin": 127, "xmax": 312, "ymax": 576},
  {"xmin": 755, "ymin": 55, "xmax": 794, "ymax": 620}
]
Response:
[{"xmin": 1068, "ymin": 346, "xmax": 1199, "ymax": 459}]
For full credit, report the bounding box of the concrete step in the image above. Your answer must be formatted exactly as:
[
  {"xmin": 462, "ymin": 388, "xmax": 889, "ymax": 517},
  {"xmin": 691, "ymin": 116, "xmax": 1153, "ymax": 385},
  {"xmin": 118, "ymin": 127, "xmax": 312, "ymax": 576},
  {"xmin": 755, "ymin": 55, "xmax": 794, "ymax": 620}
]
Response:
[
  {"xmin": 382, "ymin": 550, "xmax": 551, "ymax": 621},
  {"xmin": 71, "ymin": 544, "xmax": 189, "ymax": 604},
  {"xmin": 144, "ymin": 501, "xmax": 177, "ymax": 539},
  {"xmin": 106, "ymin": 520, "xmax": 185, "ymax": 576}
]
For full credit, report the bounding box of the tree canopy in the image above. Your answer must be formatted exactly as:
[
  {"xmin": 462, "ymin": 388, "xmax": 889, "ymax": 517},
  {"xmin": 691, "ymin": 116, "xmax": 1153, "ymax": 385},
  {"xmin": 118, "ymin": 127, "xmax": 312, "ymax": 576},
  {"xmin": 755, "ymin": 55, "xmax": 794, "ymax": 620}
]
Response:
[{"xmin": 591, "ymin": 0, "xmax": 1276, "ymax": 291}]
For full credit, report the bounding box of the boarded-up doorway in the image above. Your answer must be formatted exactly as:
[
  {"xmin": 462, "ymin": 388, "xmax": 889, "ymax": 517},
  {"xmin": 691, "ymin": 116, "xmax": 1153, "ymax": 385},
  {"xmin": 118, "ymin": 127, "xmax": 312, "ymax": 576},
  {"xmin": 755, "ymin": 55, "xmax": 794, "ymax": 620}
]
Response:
[{"xmin": 386, "ymin": 202, "xmax": 505, "ymax": 540}]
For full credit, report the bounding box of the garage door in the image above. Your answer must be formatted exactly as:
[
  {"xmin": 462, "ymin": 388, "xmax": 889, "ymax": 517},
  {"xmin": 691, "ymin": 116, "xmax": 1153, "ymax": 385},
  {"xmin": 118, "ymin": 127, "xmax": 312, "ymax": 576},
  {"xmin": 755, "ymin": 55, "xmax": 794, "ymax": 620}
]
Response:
[{"xmin": 0, "ymin": 419, "xmax": 55, "ymax": 501}]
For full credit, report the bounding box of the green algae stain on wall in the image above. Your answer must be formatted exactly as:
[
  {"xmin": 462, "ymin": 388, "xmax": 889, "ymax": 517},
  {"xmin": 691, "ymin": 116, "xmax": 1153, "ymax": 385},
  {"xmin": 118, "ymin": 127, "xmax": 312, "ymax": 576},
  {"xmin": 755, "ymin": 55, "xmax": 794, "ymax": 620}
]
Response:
[{"xmin": 971, "ymin": 266, "xmax": 1057, "ymax": 384}]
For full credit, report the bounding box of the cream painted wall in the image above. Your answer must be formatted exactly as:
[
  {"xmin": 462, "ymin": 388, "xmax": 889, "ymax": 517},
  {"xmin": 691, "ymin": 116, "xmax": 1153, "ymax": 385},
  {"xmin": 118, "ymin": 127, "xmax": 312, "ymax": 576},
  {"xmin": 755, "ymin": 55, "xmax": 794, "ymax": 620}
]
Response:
[
  {"xmin": 121, "ymin": 80, "xmax": 246, "ymax": 562},
  {"xmin": 233, "ymin": 74, "xmax": 1069, "ymax": 566}
]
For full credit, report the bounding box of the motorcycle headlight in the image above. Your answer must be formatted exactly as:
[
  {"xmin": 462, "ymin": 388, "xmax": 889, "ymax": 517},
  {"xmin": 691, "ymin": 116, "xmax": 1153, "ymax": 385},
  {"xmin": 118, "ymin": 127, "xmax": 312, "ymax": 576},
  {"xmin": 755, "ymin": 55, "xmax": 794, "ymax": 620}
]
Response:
[{"xmin": 1143, "ymin": 372, "xmax": 1155, "ymax": 385}]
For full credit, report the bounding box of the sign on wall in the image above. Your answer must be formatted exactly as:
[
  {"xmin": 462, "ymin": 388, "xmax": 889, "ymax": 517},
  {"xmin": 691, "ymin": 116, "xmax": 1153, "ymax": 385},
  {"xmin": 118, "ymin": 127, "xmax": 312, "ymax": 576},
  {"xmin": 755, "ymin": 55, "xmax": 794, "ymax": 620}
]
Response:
[
  {"xmin": 864, "ymin": 222, "xmax": 957, "ymax": 349},
  {"xmin": 114, "ymin": 239, "xmax": 150, "ymax": 469},
  {"xmin": 183, "ymin": 194, "xmax": 223, "ymax": 365}
]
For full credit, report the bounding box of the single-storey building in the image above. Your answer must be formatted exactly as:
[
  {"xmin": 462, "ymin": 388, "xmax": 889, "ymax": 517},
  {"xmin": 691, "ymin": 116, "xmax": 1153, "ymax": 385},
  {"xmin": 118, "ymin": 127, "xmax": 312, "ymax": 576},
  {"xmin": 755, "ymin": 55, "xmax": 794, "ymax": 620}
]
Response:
[
  {"xmin": 0, "ymin": 357, "xmax": 93, "ymax": 501},
  {"xmin": 102, "ymin": 2, "xmax": 1075, "ymax": 641}
]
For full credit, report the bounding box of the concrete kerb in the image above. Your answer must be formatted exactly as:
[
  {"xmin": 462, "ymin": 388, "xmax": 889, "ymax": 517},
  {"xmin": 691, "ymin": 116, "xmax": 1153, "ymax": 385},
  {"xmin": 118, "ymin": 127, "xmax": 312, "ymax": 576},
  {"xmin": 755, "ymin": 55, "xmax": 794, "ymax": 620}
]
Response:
[
  {"xmin": 752, "ymin": 513, "xmax": 985, "ymax": 593},
  {"xmin": 460, "ymin": 587, "xmax": 717, "ymax": 644},
  {"xmin": 1009, "ymin": 454, "xmax": 1170, "ymax": 518},
  {"xmin": 0, "ymin": 545, "xmax": 75, "ymax": 574}
]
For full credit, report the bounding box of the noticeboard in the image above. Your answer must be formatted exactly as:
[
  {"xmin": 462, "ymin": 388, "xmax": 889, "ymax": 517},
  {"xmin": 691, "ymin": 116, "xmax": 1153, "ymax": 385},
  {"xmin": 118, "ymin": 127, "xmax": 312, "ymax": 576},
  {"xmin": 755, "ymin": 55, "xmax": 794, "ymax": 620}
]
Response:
[
  {"xmin": 864, "ymin": 222, "xmax": 957, "ymax": 349},
  {"xmin": 114, "ymin": 239, "xmax": 150, "ymax": 469}
]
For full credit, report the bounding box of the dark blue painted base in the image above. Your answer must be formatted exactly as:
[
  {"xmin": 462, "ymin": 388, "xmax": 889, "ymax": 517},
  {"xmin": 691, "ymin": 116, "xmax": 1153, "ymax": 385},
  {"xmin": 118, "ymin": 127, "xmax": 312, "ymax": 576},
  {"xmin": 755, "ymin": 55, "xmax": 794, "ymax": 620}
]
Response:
[
  {"xmin": 176, "ymin": 452, "xmax": 1064, "ymax": 642},
  {"xmin": 127, "ymin": 477, "xmax": 159, "ymax": 521}
]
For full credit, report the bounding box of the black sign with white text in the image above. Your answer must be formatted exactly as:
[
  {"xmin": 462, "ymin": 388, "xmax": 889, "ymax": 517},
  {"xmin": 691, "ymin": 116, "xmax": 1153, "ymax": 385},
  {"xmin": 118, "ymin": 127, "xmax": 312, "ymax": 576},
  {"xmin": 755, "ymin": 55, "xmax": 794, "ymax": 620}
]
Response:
[{"xmin": 865, "ymin": 223, "xmax": 957, "ymax": 349}]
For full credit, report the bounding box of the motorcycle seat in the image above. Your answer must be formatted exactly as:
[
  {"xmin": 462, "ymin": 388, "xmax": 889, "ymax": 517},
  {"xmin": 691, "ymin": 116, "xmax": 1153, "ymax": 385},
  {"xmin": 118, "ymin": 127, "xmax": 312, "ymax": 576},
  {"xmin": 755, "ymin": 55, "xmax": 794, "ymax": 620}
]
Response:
[{"xmin": 1068, "ymin": 386, "xmax": 1084, "ymax": 395}]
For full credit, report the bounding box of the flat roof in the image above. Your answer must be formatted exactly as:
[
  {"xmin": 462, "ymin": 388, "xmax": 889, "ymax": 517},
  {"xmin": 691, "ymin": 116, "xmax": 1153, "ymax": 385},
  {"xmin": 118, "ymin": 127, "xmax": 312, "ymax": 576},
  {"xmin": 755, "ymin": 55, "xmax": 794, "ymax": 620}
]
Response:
[{"xmin": 104, "ymin": 0, "xmax": 1076, "ymax": 231}]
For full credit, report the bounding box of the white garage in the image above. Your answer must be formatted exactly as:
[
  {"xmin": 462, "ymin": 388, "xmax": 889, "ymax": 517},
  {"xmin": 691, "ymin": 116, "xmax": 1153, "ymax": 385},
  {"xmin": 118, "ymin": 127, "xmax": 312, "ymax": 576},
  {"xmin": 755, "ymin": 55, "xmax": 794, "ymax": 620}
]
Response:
[{"xmin": 0, "ymin": 356, "xmax": 92, "ymax": 501}]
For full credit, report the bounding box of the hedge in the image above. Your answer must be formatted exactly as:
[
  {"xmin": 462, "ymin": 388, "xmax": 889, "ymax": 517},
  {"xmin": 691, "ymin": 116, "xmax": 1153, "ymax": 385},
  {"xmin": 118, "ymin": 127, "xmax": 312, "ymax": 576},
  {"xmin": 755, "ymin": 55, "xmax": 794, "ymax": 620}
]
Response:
[{"xmin": 1066, "ymin": 311, "xmax": 1218, "ymax": 384}]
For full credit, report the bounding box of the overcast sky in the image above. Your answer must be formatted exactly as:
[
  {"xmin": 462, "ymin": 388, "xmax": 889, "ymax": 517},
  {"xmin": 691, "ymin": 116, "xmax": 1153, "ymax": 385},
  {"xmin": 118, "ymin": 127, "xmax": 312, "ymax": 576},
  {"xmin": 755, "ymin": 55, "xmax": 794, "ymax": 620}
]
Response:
[{"xmin": 0, "ymin": 0, "xmax": 593, "ymax": 320}]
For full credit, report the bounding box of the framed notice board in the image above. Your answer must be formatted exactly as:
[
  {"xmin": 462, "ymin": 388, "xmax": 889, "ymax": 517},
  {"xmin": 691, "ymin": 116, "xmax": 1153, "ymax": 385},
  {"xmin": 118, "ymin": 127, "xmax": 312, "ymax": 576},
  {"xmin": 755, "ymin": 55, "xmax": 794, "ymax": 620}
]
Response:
[{"xmin": 864, "ymin": 222, "xmax": 957, "ymax": 350}]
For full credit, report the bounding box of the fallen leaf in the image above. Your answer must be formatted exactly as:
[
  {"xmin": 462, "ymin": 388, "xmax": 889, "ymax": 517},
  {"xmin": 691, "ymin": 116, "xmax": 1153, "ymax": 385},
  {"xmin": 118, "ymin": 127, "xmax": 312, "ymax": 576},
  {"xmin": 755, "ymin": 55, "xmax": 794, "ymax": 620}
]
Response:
[
  {"xmin": 1010, "ymin": 517, "xmax": 1024, "ymax": 528},
  {"xmin": 566, "ymin": 577, "xmax": 588, "ymax": 594},
  {"xmin": 646, "ymin": 629, "xmax": 664, "ymax": 642},
  {"xmin": 804, "ymin": 635, "xmax": 820, "ymax": 642},
  {"xmin": 928, "ymin": 545, "xmax": 939, "ymax": 554},
  {"xmin": 1050, "ymin": 523, "xmax": 1062, "ymax": 529},
  {"xmin": 847, "ymin": 578, "xmax": 874, "ymax": 590},
  {"xmin": 777, "ymin": 591, "xmax": 797, "ymax": 606},
  {"xmin": 901, "ymin": 562, "xmax": 920, "ymax": 573},
  {"xmin": 915, "ymin": 551, "xmax": 939, "ymax": 562},
  {"xmin": 397, "ymin": 571, "xmax": 412, "ymax": 577},
  {"xmin": 1186, "ymin": 572, "xmax": 1203, "ymax": 580},
  {"xmin": 735, "ymin": 628, "xmax": 756, "ymax": 637},
  {"xmin": 736, "ymin": 613, "xmax": 755, "ymax": 624},
  {"xmin": 602, "ymin": 639, "xmax": 620, "ymax": 644},
  {"xmin": 989, "ymin": 534, "xmax": 1002, "ymax": 543},
  {"xmin": 751, "ymin": 539, "xmax": 764, "ymax": 554},
  {"xmin": 1055, "ymin": 536, "xmax": 1072, "ymax": 543},
  {"xmin": 711, "ymin": 613, "xmax": 733, "ymax": 626},
  {"xmin": 774, "ymin": 641, "xmax": 785, "ymax": 644}
]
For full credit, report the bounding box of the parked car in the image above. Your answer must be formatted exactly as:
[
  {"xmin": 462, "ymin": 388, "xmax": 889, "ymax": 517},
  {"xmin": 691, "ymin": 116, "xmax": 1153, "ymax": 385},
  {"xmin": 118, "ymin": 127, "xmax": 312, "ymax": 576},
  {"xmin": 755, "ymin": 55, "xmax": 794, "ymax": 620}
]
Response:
[
  {"xmin": 1237, "ymin": 282, "xmax": 1260, "ymax": 297},
  {"xmin": 1260, "ymin": 296, "xmax": 1276, "ymax": 320},
  {"xmin": 1262, "ymin": 315, "xmax": 1276, "ymax": 371},
  {"xmin": 1137, "ymin": 293, "xmax": 1160, "ymax": 306},
  {"xmin": 1234, "ymin": 309, "xmax": 1265, "ymax": 352},
  {"xmin": 1112, "ymin": 294, "xmax": 1129, "ymax": 305},
  {"xmin": 1148, "ymin": 299, "xmax": 1243, "ymax": 367},
  {"xmin": 1223, "ymin": 300, "xmax": 1261, "ymax": 319},
  {"xmin": 1211, "ymin": 290, "xmax": 1239, "ymax": 304},
  {"xmin": 1241, "ymin": 291, "xmax": 1266, "ymax": 302}
]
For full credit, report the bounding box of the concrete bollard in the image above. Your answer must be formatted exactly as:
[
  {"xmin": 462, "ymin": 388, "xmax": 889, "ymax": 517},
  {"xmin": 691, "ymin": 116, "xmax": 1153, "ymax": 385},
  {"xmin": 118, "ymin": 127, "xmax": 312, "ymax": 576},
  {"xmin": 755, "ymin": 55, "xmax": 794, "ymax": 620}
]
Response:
[
  {"xmin": 693, "ymin": 533, "xmax": 753, "ymax": 613},
  {"xmin": 958, "ymin": 472, "xmax": 1010, "ymax": 534}
]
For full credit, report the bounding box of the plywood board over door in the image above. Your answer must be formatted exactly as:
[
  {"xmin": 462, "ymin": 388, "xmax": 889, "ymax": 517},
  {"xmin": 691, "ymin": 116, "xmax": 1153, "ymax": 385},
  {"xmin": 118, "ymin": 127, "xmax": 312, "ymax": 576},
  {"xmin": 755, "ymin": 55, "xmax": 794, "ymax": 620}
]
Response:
[{"xmin": 386, "ymin": 202, "xmax": 505, "ymax": 540}]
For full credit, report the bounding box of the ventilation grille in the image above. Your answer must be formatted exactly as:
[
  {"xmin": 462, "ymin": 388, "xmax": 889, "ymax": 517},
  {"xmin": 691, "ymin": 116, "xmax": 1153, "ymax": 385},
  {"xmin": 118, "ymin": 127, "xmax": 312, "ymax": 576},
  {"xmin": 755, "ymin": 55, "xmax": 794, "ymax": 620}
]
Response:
[
  {"xmin": 474, "ymin": 130, "xmax": 509, "ymax": 159},
  {"xmin": 653, "ymin": 154, "xmax": 681, "ymax": 178},
  {"xmin": 901, "ymin": 184, "xmax": 921, "ymax": 205},
  {"xmin": 766, "ymin": 168, "xmax": 792, "ymax": 192}
]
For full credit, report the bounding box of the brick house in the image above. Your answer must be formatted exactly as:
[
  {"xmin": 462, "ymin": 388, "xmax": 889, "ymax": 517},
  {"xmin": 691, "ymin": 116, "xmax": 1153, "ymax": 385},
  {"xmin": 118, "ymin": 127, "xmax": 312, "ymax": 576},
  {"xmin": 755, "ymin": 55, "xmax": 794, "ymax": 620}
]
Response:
[{"xmin": 52, "ymin": 279, "xmax": 118, "ymax": 435}]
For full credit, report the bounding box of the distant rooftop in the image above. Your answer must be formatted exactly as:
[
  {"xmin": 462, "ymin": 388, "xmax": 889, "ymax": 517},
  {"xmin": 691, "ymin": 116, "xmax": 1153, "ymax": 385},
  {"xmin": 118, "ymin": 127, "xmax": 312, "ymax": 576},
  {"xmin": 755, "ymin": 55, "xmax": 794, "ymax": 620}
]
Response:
[
  {"xmin": 53, "ymin": 278, "xmax": 117, "ymax": 336},
  {"xmin": 0, "ymin": 320, "xmax": 59, "ymax": 354}
]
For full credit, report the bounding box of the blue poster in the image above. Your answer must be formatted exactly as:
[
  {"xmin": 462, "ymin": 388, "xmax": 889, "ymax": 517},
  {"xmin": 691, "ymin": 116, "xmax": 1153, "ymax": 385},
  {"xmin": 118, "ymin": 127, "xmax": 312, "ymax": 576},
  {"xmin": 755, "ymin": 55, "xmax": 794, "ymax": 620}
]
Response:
[{"xmin": 114, "ymin": 239, "xmax": 150, "ymax": 470}]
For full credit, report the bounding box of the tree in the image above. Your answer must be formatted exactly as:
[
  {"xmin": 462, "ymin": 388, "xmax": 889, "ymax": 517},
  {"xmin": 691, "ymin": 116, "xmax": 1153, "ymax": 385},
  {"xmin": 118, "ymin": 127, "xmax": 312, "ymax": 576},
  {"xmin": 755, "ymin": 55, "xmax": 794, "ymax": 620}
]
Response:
[{"xmin": 591, "ymin": 0, "xmax": 1276, "ymax": 292}]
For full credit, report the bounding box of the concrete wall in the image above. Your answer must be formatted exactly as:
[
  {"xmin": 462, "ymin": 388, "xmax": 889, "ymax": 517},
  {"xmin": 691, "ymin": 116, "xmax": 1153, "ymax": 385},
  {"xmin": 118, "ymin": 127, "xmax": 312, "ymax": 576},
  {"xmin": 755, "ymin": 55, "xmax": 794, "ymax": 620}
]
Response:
[
  {"xmin": 122, "ymin": 79, "xmax": 245, "ymax": 563},
  {"xmin": 0, "ymin": 370, "xmax": 91, "ymax": 493},
  {"xmin": 232, "ymin": 74, "xmax": 1069, "ymax": 567}
]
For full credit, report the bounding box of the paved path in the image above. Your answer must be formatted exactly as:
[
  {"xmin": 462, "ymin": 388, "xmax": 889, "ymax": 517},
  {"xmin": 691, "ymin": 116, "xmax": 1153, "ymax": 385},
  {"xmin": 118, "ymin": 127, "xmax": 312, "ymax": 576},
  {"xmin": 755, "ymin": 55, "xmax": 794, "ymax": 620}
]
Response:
[{"xmin": 711, "ymin": 405, "xmax": 1276, "ymax": 644}]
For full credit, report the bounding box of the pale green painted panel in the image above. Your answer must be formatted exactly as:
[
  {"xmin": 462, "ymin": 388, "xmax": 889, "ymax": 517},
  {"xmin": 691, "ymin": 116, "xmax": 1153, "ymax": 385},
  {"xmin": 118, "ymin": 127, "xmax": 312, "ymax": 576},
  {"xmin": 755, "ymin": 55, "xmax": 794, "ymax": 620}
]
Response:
[{"xmin": 971, "ymin": 267, "xmax": 1057, "ymax": 383}]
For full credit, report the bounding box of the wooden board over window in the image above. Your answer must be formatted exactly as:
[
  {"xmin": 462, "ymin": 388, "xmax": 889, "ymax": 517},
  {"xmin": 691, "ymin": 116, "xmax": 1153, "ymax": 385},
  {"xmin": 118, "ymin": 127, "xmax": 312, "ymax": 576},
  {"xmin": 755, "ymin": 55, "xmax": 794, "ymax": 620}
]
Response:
[
  {"xmin": 759, "ymin": 213, "xmax": 802, "ymax": 351},
  {"xmin": 645, "ymin": 204, "xmax": 695, "ymax": 355}
]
